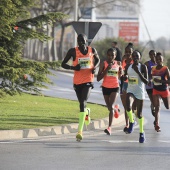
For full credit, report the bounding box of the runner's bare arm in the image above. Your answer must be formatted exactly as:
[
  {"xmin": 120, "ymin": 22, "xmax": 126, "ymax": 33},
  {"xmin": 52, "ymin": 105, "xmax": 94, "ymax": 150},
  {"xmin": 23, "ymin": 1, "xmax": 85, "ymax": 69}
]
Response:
[
  {"xmin": 92, "ymin": 48, "xmax": 100, "ymax": 74},
  {"xmin": 61, "ymin": 48, "xmax": 80, "ymax": 71},
  {"xmin": 123, "ymin": 64, "xmax": 130, "ymax": 81},
  {"xmin": 133, "ymin": 64, "xmax": 148, "ymax": 84}
]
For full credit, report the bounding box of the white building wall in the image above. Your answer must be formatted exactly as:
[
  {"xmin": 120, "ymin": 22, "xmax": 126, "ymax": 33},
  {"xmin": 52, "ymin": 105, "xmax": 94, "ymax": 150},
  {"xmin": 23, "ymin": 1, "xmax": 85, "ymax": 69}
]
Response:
[{"xmin": 79, "ymin": 0, "xmax": 139, "ymax": 43}]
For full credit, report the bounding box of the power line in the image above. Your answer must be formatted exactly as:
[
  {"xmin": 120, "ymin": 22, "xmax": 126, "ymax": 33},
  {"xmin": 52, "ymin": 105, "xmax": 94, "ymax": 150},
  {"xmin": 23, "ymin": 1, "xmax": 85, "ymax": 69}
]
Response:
[{"xmin": 139, "ymin": 11, "xmax": 155, "ymax": 50}]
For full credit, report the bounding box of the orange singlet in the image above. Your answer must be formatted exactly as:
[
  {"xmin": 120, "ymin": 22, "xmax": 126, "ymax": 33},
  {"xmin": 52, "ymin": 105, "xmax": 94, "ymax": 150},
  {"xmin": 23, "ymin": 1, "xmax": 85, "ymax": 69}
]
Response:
[
  {"xmin": 102, "ymin": 61, "xmax": 119, "ymax": 88},
  {"xmin": 121, "ymin": 59, "xmax": 127, "ymax": 71},
  {"xmin": 152, "ymin": 65, "xmax": 170, "ymax": 97},
  {"xmin": 73, "ymin": 46, "xmax": 94, "ymax": 85}
]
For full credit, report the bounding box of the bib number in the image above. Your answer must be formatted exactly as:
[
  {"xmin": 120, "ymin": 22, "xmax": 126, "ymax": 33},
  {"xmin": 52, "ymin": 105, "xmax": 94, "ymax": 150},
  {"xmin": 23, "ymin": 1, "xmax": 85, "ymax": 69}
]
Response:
[
  {"xmin": 129, "ymin": 76, "xmax": 138, "ymax": 85},
  {"xmin": 78, "ymin": 57, "xmax": 91, "ymax": 69}
]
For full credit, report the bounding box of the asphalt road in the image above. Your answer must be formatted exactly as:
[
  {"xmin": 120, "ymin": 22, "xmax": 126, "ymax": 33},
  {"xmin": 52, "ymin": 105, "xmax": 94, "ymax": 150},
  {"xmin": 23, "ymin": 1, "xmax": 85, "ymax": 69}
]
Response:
[{"xmin": 0, "ymin": 70, "xmax": 170, "ymax": 170}]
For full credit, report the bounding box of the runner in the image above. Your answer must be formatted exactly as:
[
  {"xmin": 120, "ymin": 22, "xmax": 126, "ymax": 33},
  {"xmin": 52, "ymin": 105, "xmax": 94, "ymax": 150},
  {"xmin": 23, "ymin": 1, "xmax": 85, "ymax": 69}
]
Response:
[
  {"xmin": 111, "ymin": 41, "xmax": 122, "ymax": 61},
  {"xmin": 120, "ymin": 43, "xmax": 134, "ymax": 132},
  {"xmin": 97, "ymin": 48, "xmax": 122, "ymax": 135},
  {"xmin": 152, "ymin": 52, "xmax": 170, "ymax": 132},
  {"xmin": 123, "ymin": 50, "xmax": 148, "ymax": 143},
  {"xmin": 144, "ymin": 50, "xmax": 157, "ymax": 116},
  {"xmin": 61, "ymin": 33, "xmax": 100, "ymax": 141}
]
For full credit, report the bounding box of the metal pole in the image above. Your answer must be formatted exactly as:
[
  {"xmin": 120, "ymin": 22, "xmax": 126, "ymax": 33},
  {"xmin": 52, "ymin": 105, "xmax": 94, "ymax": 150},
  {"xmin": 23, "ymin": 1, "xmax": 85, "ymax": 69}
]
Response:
[
  {"xmin": 73, "ymin": 0, "xmax": 78, "ymax": 47},
  {"xmin": 91, "ymin": 0, "xmax": 96, "ymax": 22}
]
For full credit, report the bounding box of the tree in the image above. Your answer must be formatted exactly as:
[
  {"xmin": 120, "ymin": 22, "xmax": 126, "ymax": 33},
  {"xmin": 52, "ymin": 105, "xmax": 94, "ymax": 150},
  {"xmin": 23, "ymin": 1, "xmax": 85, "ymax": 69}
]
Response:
[
  {"xmin": 26, "ymin": 0, "xmax": 140, "ymax": 61},
  {"xmin": 0, "ymin": 0, "xmax": 67, "ymax": 97}
]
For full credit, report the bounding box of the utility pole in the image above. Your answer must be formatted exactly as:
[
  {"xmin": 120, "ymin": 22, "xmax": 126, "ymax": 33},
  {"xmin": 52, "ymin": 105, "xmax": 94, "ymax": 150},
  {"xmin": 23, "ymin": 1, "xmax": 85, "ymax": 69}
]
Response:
[
  {"xmin": 91, "ymin": 0, "xmax": 96, "ymax": 22},
  {"xmin": 73, "ymin": 0, "xmax": 78, "ymax": 47},
  {"xmin": 140, "ymin": 12, "xmax": 155, "ymax": 50}
]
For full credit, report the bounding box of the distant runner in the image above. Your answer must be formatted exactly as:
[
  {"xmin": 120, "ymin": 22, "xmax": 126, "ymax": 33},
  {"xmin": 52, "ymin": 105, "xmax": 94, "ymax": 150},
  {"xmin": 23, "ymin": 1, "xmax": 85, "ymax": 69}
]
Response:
[
  {"xmin": 123, "ymin": 50, "xmax": 148, "ymax": 143},
  {"xmin": 120, "ymin": 43, "xmax": 135, "ymax": 132},
  {"xmin": 152, "ymin": 52, "xmax": 170, "ymax": 132},
  {"xmin": 144, "ymin": 50, "xmax": 157, "ymax": 116},
  {"xmin": 97, "ymin": 48, "xmax": 122, "ymax": 135}
]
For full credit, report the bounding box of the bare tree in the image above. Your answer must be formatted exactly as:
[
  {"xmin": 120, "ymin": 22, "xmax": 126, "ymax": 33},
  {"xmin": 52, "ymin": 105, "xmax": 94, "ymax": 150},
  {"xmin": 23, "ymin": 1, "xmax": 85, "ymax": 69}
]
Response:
[{"xmin": 25, "ymin": 0, "xmax": 141, "ymax": 61}]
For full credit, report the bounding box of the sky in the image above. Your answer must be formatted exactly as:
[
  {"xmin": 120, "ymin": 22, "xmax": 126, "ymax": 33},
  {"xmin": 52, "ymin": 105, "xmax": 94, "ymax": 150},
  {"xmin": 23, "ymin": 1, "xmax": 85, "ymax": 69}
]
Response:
[{"xmin": 139, "ymin": 0, "xmax": 170, "ymax": 42}]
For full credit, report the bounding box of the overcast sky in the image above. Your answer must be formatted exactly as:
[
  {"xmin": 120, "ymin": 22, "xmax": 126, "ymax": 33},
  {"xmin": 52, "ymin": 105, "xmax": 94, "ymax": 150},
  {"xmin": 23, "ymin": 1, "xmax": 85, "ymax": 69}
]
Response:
[{"xmin": 139, "ymin": 0, "xmax": 170, "ymax": 42}]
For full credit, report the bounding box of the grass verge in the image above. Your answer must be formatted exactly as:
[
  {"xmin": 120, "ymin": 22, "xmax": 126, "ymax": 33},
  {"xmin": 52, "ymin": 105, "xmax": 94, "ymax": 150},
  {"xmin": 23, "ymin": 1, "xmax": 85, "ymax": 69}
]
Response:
[{"xmin": 0, "ymin": 93, "xmax": 108, "ymax": 130}]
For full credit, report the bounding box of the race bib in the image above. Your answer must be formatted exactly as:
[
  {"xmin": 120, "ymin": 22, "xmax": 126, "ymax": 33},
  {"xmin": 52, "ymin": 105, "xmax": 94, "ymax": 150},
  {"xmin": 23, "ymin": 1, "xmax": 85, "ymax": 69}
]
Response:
[
  {"xmin": 78, "ymin": 57, "xmax": 91, "ymax": 69},
  {"xmin": 153, "ymin": 76, "xmax": 162, "ymax": 85},
  {"xmin": 107, "ymin": 68, "xmax": 118, "ymax": 77},
  {"xmin": 129, "ymin": 76, "xmax": 138, "ymax": 85}
]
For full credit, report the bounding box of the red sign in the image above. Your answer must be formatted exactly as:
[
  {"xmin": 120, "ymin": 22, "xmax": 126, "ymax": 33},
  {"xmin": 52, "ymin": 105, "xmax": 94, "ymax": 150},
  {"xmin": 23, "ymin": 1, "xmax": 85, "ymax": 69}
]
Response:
[{"xmin": 119, "ymin": 22, "xmax": 139, "ymax": 44}]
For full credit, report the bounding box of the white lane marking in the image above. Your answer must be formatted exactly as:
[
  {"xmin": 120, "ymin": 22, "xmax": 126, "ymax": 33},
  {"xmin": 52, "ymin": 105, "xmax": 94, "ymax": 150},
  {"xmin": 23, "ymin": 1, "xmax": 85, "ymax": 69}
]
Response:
[
  {"xmin": 158, "ymin": 140, "xmax": 170, "ymax": 143},
  {"xmin": 0, "ymin": 141, "xmax": 15, "ymax": 144},
  {"xmin": 101, "ymin": 140, "xmax": 170, "ymax": 144},
  {"xmin": 101, "ymin": 140, "xmax": 139, "ymax": 143}
]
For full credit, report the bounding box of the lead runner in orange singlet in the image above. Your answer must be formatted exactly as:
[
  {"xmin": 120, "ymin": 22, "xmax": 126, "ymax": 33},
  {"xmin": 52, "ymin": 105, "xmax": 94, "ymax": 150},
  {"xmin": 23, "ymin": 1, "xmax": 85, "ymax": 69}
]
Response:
[{"xmin": 61, "ymin": 34, "xmax": 100, "ymax": 141}]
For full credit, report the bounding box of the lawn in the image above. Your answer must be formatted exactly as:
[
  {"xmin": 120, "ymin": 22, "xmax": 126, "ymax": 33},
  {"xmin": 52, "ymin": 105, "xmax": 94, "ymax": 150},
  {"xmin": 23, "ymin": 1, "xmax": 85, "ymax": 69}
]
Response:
[{"xmin": 0, "ymin": 93, "xmax": 108, "ymax": 130}]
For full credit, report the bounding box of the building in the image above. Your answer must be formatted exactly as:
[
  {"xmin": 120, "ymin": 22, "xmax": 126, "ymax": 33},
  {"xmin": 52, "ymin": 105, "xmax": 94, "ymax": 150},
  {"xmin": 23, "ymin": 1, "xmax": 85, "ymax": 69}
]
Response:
[{"xmin": 79, "ymin": 0, "xmax": 139, "ymax": 44}]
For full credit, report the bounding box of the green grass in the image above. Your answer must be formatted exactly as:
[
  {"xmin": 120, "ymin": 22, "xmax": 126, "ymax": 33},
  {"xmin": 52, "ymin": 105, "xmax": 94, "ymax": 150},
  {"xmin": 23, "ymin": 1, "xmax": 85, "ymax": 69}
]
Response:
[{"xmin": 0, "ymin": 93, "xmax": 108, "ymax": 130}]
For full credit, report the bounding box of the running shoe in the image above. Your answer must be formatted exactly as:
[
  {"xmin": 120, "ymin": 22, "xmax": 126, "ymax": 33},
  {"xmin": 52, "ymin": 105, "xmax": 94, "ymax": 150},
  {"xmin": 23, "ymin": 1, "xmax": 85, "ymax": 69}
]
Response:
[
  {"xmin": 86, "ymin": 108, "xmax": 90, "ymax": 114},
  {"xmin": 123, "ymin": 126, "xmax": 128, "ymax": 133},
  {"xmin": 85, "ymin": 115, "xmax": 91, "ymax": 125},
  {"xmin": 155, "ymin": 125, "xmax": 161, "ymax": 132},
  {"xmin": 139, "ymin": 132, "xmax": 145, "ymax": 143},
  {"xmin": 104, "ymin": 127, "xmax": 111, "ymax": 135},
  {"xmin": 85, "ymin": 108, "xmax": 91, "ymax": 125},
  {"xmin": 126, "ymin": 122, "xmax": 134, "ymax": 134},
  {"xmin": 113, "ymin": 105, "xmax": 120, "ymax": 118},
  {"xmin": 76, "ymin": 132, "xmax": 83, "ymax": 142}
]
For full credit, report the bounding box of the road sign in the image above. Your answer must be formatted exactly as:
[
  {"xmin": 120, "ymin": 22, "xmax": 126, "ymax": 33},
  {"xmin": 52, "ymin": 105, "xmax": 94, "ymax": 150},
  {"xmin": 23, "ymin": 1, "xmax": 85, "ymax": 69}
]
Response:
[{"xmin": 72, "ymin": 21, "xmax": 102, "ymax": 45}]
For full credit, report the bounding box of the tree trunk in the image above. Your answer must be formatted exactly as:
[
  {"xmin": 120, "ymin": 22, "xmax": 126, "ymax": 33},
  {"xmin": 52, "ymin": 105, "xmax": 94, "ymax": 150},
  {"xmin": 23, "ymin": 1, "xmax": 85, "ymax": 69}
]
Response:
[
  {"xmin": 51, "ymin": 26, "xmax": 57, "ymax": 61},
  {"xmin": 58, "ymin": 22, "xmax": 65, "ymax": 60}
]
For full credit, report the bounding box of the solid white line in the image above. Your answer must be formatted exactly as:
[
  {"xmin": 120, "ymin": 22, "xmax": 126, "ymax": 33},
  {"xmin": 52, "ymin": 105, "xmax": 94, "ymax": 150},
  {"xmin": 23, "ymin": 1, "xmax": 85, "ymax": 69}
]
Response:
[
  {"xmin": 158, "ymin": 140, "xmax": 170, "ymax": 143},
  {"xmin": 101, "ymin": 140, "xmax": 139, "ymax": 143}
]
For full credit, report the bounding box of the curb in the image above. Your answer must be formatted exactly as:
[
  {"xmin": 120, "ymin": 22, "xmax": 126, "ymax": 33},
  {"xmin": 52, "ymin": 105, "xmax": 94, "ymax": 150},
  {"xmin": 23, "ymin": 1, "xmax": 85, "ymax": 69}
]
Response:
[{"xmin": 0, "ymin": 113, "xmax": 124, "ymax": 141}]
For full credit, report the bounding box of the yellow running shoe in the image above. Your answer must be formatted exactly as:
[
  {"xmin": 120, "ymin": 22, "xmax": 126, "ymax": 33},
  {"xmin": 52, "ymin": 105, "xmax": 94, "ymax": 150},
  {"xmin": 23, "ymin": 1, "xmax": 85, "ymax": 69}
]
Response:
[{"xmin": 76, "ymin": 132, "xmax": 83, "ymax": 142}]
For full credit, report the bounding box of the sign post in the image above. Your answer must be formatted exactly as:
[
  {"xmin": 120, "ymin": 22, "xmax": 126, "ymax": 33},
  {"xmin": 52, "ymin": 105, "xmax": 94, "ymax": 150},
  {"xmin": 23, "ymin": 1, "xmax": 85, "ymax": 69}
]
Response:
[{"xmin": 72, "ymin": 21, "xmax": 102, "ymax": 45}]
